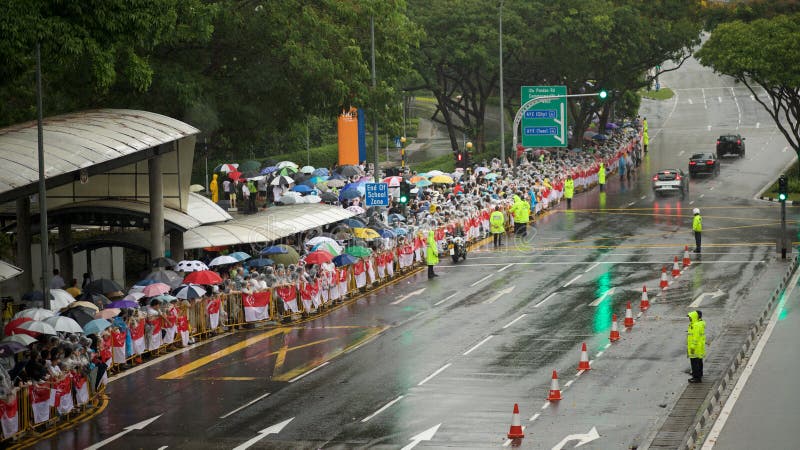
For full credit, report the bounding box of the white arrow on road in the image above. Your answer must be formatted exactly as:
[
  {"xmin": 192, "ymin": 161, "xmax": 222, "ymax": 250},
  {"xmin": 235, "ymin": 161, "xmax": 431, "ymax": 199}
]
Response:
[
  {"xmin": 391, "ymin": 288, "xmax": 426, "ymax": 305},
  {"xmin": 84, "ymin": 415, "xmax": 162, "ymax": 450},
  {"xmin": 689, "ymin": 289, "xmax": 724, "ymax": 308},
  {"xmin": 483, "ymin": 286, "xmax": 515, "ymax": 304},
  {"xmin": 551, "ymin": 426, "xmax": 600, "ymax": 449},
  {"xmin": 588, "ymin": 287, "xmax": 616, "ymax": 306},
  {"xmin": 232, "ymin": 417, "xmax": 294, "ymax": 450},
  {"xmin": 401, "ymin": 423, "xmax": 441, "ymax": 450}
]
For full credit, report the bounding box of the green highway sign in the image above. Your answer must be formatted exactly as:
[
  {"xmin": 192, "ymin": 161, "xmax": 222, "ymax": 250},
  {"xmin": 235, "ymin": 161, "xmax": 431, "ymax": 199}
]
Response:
[{"xmin": 521, "ymin": 85, "xmax": 567, "ymax": 147}]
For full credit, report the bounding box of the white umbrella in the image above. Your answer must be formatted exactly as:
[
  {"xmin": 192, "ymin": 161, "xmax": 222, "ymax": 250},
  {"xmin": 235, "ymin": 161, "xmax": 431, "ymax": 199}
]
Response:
[
  {"xmin": 14, "ymin": 308, "xmax": 55, "ymax": 321},
  {"xmin": 123, "ymin": 292, "xmax": 145, "ymax": 302},
  {"xmin": 270, "ymin": 175, "xmax": 295, "ymax": 186},
  {"xmin": 175, "ymin": 260, "xmax": 209, "ymax": 272},
  {"xmin": 276, "ymin": 161, "xmax": 299, "ymax": 169},
  {"xmin": 300, "ymin": 165, "xmax": 315, "ymax": 174},
  {"xmin": 190, "ymin": 184, "xmax": 205, "ymax": 193},
  {"xmin": 426, "ymin": 170, "xmax": 445, "ymax": 177},
  {"xmin": 48, "ymin": 289, "xmax": 76, "ymax": 311},
  {"xmin": 1, "ymin": 334, "xmax": 37, "ymax": 345},
  {"xmin": 346, "ymin": 205, "xmax": 365, "ymax": 214},
  {"xmin": 173, "ymin": 284, "xmax": 207, "ymax": 300},
  {"xmin": 209, "ymin": 255, "xmax": 238, "ymax": 267},
  {"xmin": 43, "ymin": 316, "xmax": 83, "ymax": 333},
  {"xmin": 15, "ymin": 320, "xmax": 57, "ymax": 336},
  {"xmin": 304, "ymin": 195, "xmax": 321, "ymax": 204}
]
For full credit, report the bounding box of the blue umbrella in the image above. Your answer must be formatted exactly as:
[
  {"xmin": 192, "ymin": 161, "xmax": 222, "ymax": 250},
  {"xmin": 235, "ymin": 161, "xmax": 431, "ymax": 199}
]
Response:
[
  {"xmin": 229, "ymin": 251, "xmax": 251, "ymax": 262},
  {"xmin": 133, "ymin": 279, "xmax": 161, "ymax": 287},
  {"xmin": 333, "ymin": 254, "xmax": 358, "ymax": 267},
  {"xmin": 339, "ymin": 189, "xmax": 361, "ymax": 200},
  {"xmin": 329, "ymin": 172, "xmax": 346, "ymax": 180},
  {"xmin": 605, "ymin": 122, "xmax": 619, "ymax": 129},
  {"xmin": 107, "ymin": 299, "xmax": 138, "ymax": 309},
  {"xmin": 299, "ymin": 180, "xmax": 315, "ymax": 188},
  {"xmin": 83, "ymin": 318, "xmax": 112, "ymax": 335},
  {"xmin": 387, "ymin": 213, "xmax": 406, "ymax": 222},
  {"xmin": 342, "ymin": 218, "xmax": 366, "ymax": 228},
  {"xmin": 393, "ymin": 228, "xmax": 408, "ymax": 236},
  {"xmin": 245, "ymin": 258, "xmax": 274, "ymax": 268},
  {"xmin": 377, "ymin": 229, "xmax": 396, "ymax": 238},
  {"xmin": 292, "ymin": 184, "xmax": 313, "ymax": 193},
  {"xmin": 484, "ymin": 173, "xmax": 499, "ymax": 180},
  {"xmin": 261, "ymin": 166, "xmax": 278, "ymax": 174},
  {"xmin": 312, "ymin": 168, "xmax": 329, "ymax": 176},
  {"xmin": 593, "ymin": 133, "xmax": 609, "ymax": 140},
  {"xmin": 261, "ymin": 245, "xmax": 289, "ymax": 255}
]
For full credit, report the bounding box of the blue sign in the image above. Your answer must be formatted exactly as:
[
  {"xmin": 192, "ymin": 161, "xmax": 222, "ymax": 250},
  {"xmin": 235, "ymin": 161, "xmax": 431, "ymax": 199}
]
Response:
[
  {"xmin": 364, "ymin": 182, "xmax": 389, "ymax": 207},
  {"xmin": 524, "ymin": 110, "xmax": 557, "ymax": 119},
  {"xmin": 394, "ymin": 137, "xmax": 402, "ymax": 148},
  {"xmin": 524, "ymin": 126, "xmax": 558, "ymax": 136}
]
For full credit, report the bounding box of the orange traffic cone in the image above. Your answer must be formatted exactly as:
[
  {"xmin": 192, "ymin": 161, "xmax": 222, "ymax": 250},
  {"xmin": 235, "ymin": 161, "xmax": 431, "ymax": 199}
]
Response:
[
  {"xmin": 660, "ymin": 266, "xmax": 669, "ymax": 289},
  {"xmin": 683, "ymin": 245, "xmax": 692, "ymax": 268},
  {"xmin": 609, "ymin": 314, "xmax": 620, "ymax": 342},
  {"xmin": 548, "ymin": 370, "xmax": 562, "ymax": 401},
  {"xmin": 577, "ymin": 342, "xmax": 591, "ymax": 371},
  {"xmin": 507, "ymin": 403, "xmax": 525, "ymax": 439},
  {"xmin": 640, "ymin": 285, "xmax": 650, "ymax": 311},
  {"xmin": 624, "ymin": 302, "xmax": 635, "ymax": 328},
  {"xmin": 672, "ymin": 256, "xmax": 680, "ymax": 277}
]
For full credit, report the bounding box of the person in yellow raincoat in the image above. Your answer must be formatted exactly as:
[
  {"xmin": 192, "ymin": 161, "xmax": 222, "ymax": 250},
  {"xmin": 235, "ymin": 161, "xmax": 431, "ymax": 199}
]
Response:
[
  {"xmin": 210, "ymin": 173, "xmax": 219, "ymax": 203},
  {"xmin": 426, "ymin": 229, "xmax": 439, "ymax": 279},
  {"xmin": 687, "ymin": 310, "xmax": 706, "ymax": 383}
]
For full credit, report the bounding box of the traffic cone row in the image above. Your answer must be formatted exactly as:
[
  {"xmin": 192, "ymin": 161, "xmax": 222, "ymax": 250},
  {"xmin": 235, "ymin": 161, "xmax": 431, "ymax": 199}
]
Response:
[
  {"xmin": 640, "ymin": 285, "xmax": 650, "ymax": 311},
  {"xmin": 683, "ymin": 245, "xmax": 692, "ymax": 268},
  {"xmin": 659, "ymin": 266, "xmax": 669, "ymax": 289},
  {"xmin": 671, "ymin": 256, "xmax": 681, "ymax": 277},
  {"xmin": 507, "ymin": 403, "xmax": 525, "ymax": 439},
  {"xmin": 624, "ymin": 302, "xmax": 635, "ymax": 328},
  {"xmin": 609, "ymin": 314, "xmax": 620, "ymax": 342}
]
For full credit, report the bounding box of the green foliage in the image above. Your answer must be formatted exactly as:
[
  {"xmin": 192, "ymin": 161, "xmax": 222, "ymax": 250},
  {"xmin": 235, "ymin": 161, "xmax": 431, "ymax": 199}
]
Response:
[
  {"xmin": 703, "ymin": 0, "xmax": 800, "ymax": 29},
  {"xmin": 639, "ymin": 88, "xmax": 674, "ymax": 101}
]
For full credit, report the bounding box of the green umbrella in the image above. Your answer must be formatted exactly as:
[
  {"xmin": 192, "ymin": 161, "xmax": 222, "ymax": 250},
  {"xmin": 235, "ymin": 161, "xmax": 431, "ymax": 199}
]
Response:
[
  {"xmin": 239, "ymin": 160, "xmax": 261, "ymax": 173},
  {"xmin": 279, "ymin": 166, "xmax": 298, "ymax": 176},
  {"xmin": 345, "ymin": 246, "xmax": 372, "ymax": 258},
  {"xmin": 269, "ymin": 245, "xmax": 301, "ymax": 266}
]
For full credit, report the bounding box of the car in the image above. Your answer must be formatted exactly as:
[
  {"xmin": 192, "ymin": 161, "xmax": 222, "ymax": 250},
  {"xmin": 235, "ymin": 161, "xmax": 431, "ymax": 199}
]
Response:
[
  {"xmin": 688, "ymin": 152, "xmax": 720, "ymax": 177},
  {"xmin": 716, "ymin": 134, "xmax": 745, "ymax": 157},
  {"xmin": 652, "ymin": 169, "xmax": 689, "ymax": 198}
]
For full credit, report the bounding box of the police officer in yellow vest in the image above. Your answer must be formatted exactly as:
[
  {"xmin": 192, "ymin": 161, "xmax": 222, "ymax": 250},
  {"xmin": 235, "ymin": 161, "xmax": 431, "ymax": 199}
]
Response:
[
  {"xmin": 598, "ymin": 162, "xmax": 606, "ymax": 192},
  {"xmin": 692, "ymin": 208, "xmax": 702, "ymax": 253},
  {"xmin": 564, "ymin": 175, "xmax": 575, "ymax": 209},
  {"xmin": 643, "ymin": 130, "xmax": 649, "ymax": 153},
  {"xmin": 510, "ymin": 193, "xmax": 530, "ymax": 237},
  {"xmin": 687, "ymin": 310, "xmax": 706, "ymax": 383},
  {"xmin": 490, "ymin": 206, "xmax": 505, "ymax": 248},
  {"xmin": 426, "ymin": 229, "xmax": 439, "ymax": 279}
]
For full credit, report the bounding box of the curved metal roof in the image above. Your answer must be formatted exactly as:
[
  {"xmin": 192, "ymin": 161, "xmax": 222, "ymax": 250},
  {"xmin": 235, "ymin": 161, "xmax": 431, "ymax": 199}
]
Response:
[
  {"xmin": 183, "ymin": 204, "xmax": 356, "ymax": 249},
  {"xmin": 0, "ymin": 109, "xmax": 198, "ymax": 200}
]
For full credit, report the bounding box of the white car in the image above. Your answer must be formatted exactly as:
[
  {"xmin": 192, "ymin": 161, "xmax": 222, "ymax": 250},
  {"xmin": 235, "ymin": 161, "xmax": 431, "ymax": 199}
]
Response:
[{"xmin": 652, "ymin": 169, "xmax": 688, "ymax": 198}]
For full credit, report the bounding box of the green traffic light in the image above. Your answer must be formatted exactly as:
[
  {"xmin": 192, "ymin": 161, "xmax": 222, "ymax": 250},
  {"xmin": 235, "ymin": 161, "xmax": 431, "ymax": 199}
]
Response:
[
  {"xmin": 780, "ymin": 193, "xmax": 787, "ymax": 201},
  {"xmin": 598, "ymin": 90, "xmax": 608, "ymax": 99},
  {"xmin": 399, "ymin": 195, "xmax": 408, "ymax": 204}
]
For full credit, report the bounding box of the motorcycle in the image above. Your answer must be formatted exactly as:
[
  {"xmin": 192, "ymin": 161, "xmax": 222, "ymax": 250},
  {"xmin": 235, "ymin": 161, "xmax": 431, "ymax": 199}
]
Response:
[{"xmin": 446, "ymin": 232, "xmax": 467, "ymax": 263}]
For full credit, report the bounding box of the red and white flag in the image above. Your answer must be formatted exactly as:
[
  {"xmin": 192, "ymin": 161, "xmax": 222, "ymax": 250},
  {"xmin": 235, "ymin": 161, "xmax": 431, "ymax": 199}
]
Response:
[
  {"xmin": 147, "ymin": 317, "xmax": 162, "ymax": 351},
  {"xmin": 130, "ymin": 320, "xmax": 146, "ymax": 355},
  {"xmin": 338, "ymin": 268, "xmax": 349, "ymax": 296},
  {"xmin": 353, "ymin": 260, "xmax": 366, "ymax": 288},
  {"xmin": 0, "ymin": 393, "xmax": 18, "ymax": 438},
  {"xmin": 177, "ymin": 315, "xmax": 189, "ymax": 347},
  {"xmin": 207, "ymin": 298, "xmax": 221, "ymax": 329},
  {"xmin": 30, "ymin": 383, "xmax": 51, "ymax": 424},
  {"xmin": 244, "ymin": 291, "xmax": 270, "ymax": 322},
  {"xmin": 111, "ymin": 330, "xmax": 126, "ymax": 365},
  {"xmin": 72, "ymin": 373, "xmax": 89, "ymax": 405},
  {"xmin": 277, "ymin": 285, "xmax": 299, "ymax": 313},
  {"xmin": 53, "ymin": 377, "xmax": 73, "ymax": 415}
]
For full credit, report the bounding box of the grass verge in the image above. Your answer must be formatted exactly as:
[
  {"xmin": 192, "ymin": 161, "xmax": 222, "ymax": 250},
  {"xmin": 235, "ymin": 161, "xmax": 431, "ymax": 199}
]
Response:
[{"xmin": 639, "ymin": 88, "xmax": 674, "ymax": 100}]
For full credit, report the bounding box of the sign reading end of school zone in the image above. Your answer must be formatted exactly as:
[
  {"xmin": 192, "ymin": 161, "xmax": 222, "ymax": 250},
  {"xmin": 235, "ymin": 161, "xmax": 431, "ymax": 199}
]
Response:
[{"xmin": 157, "ymin": 325, "xmax": 388, "ymax": 381}]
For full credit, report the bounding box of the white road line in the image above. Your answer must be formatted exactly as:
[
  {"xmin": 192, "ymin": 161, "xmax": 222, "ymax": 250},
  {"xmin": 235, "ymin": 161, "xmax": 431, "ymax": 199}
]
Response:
[
  {"xmin": 541, "ymin": 402, "xmax": 550, "ymax": 410},
  {"xmin": 699, "ymin": 194, "xmax": 705, "ymax": 198},
  {"xmin": 783, "ymin": 146, "xmax": 788, "ymax": 153},
  {"xmin": 563, "ymin": 275, "xmax": 582, "ymax": 287},
  {"xmin": 689, "ymin": 201, "xmax": 695, "ymax": 205},
  {"xmin": 678, "ymin": 150, "xmax": 685, "ymax": 156},
  {"xmin": 535, "ymin": 293, "xmax": 556, "ymax": 308},
  {"xmin": 731, "ymin": 87, "xmax": 742, "ymax": 129},
  {"xmin": 418, "ymin": 363, "xmax": 452, "ymax": 386},
  {"xmin": 707, "ymin": 125, "xmax": 712, "ymax": 131},
  {"xmin": 756, "ymin": 122, "xmax": 760, "ymax": 128},
  {"xmin": 564, "ymin": 380, "xmax": 575, "ymax": 388},
  {"xmin": 604, "ymin": 343, "xmax": 611, "ymax": 349},
  {"xmin": 498, "ymin": 263, "xmax": 513, "ymax": 272},
  {"xmin": 529, "ymin": 413, "xmax": 540, "ymax": 422},
  {"xmin": 595, "ymin": 351, "xmax": 604, "ymax": 357},
  {"xmin": 470, "ymin": 274, "xmax": 493, "ymax": 287},
  {"xmin": 503, "ymin": 426, "xmax": 526, "ymax": 447},
  {"xmin": 288, "ymin": 361, "xmax": 329, "ymax": 383},
  {"xmin": 502, "ymin": 314, "xmax": 527, "ymax": 329},
  {"xmin": 702, "ymin": 88, "xmax": 707, "ymax": 109},
  {"xmin": 220, "ymin": 392, "xmax": 272, "ymax": 419},
  {"xmin": 701, "ymin": 269, "xmax": 800, "ymax": 449},
  {"xmin": 750, "ymin": 94, "xmax": 755, "ymax": 101},
  {"xmin": 718, "ymin": 96, "xmax": 722, "ymax": 103},
  {"xmin": 157, "ymin": 447, "xmax": 168, "ymax": 450},
  {"xmin": 688, "ymin": 98, "xmax": 693, "ymax": 105},
  {"xmin": 434, "ymin": 293, "xmax": 458, "ymax": 306},
  {"xmin": 463, "ymin": 336, "xmax": 494, "ymax": 355},
  {"xmin": 627, "ymin": 201, "xmax": 636, "ymax": 207},
  {"xmin": 640, "ymin": 195, "xmax": 647, "ymax": 200},
  {"xmin": 361, "ymin": 395, "xmax": 404, "ymax": 422},
  {"xmin": 584, "ymin": 262, "xmax": 600, "ymax": 273}
]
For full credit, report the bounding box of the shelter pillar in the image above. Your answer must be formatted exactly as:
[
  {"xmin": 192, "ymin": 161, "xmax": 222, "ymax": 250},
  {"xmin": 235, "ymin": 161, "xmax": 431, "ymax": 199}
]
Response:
[
  {"xmin": 149, "ymin": 153, "xmax": 165, "ymax": 258},
  {"xmin": 15, "ymin": 197, "xmax": 33, "ymax": 297},
  {"xmin": 57, "ymin": 221, "xmax": 73, "ymax": 282},
  {"xmin": 169, "ymin": 230, "xmax": 184, "ymax": 262}
]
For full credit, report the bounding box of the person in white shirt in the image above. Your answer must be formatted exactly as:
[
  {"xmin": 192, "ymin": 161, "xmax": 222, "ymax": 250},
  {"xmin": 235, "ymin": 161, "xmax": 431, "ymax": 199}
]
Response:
[{"xmin": 50, "ymin": 269, "xmax": 65, "ymax": 289}]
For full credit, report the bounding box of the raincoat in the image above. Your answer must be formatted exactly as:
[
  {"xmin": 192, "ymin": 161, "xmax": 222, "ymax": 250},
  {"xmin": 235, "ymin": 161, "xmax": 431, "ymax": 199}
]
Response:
[
  {"xmin": 425, "ymin": 230, "xmax": 439, "ymax": 265},
  {"xmin": 510, "ymin": 195, "xmax": 530, "ymax": 224},
  {"xmin": 564, "ymin": 178, "xmax": 574, "ymax": 199},
  {"xmin": 687, "ymin": 311, "xmax": 706, "ymax": 358},
  {"xmin": 693, "ymin": 214, "xmax": 702, "ymax": 232},
  {"xmin": 598, "ymin": 163, "xmax": 606, "ymax": 185},
  {"xmin": 643, "ymin": 132, "xmax": 649, "ymax": 147},
  {"xmin": 210, "ymin": 174, "xmax": 219, "ymax": 203},
  {"xmin": 489, "ymin": 210, "xmax": 505, "ymax": 234}
]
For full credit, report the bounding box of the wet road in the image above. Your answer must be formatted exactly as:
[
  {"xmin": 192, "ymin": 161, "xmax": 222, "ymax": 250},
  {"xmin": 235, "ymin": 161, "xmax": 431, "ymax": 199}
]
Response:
[{"xmin": 31, "ymin": 56, "xmax": 799, "ymax": 449}]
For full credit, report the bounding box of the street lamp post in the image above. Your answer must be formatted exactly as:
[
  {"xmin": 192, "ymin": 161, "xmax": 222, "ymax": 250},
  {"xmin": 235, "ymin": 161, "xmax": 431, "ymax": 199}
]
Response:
[
  {"xmin": 498, "ymin": 0, "xmax": 505, "ymax": 163},
  {"xmin": 465, "ymin": 141, "xmax": 473, "ymax": 169},
  {"xmin": 400, "ymin": 136, "xmax": 407, "ymax": 169}
]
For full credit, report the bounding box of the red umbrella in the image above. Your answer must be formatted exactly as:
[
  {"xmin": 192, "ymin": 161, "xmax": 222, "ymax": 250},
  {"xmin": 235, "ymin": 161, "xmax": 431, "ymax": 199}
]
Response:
[
  {"xmin": 4, "ymin": 317, "xmax": 32, "ymax": 336},
  {"xmin": 304, "ymin": 250, "xmax": 333, "ymax": 265},
  {"xmin": 228, "ymin": 171, "xmax": 243, "ymax": 181},
  {"xmin": 183, "ymin": 270, "xmax": 223, "ymax": 285}
]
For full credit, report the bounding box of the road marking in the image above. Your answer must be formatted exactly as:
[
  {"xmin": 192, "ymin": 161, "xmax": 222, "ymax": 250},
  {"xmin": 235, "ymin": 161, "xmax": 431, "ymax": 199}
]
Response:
[
  {"xmin": 418, "ymin": 363, "xmax": 451, "ymax": 386},
  {"xmin": 564, "ymin": 379, "xmax": 575, "ymax": 388},
  {"xmin": 84, "ymin": 415, "xmax": 162, "ymax": 450},
  {"xmin": 596, "ymin": 351, "xmax": 604, "ymax": 357},
  {"xmin": 689, "ymin": 201, "xmax": 695, "ymax": 205},
  {"xmin": 541, "ymin": 402, "xmax": 550, "ymax": 410},
  {"xmin": 402, "ymin": 424, "xmax": 441, "ymax": 450},
  {"xmin": 535, "ymin": 293, "xmax": 557, "ymax": 308},
  {"xmin": 220, "ymin": 392, "xmax": 272, "ymax": 419},
  {"xmin": 563, "ymin": 275, "xmax": 582, "ymax": 287},
  {"xmin": 702, "ymin": 88, "xmax": 707, "ymax": 109},
  {"xmin": 688, "ymin": 98, "xmax": 693, "ymax": 105},
  {"xmin": 391, "ymin": 288, "xmax": 426, "ymax": 305},
  {"xmin": 699, "ymin": 194, "xmax": 705, "ymax": 198},
  {"xmin": 690, "ymin": 289, "xmax": 724, "ymax": 308},
  {"xmin": 233, "ymin": 418, "xmax": 293, "ymax": 450},
  {"xmin": 731, "ymin": 87, "xmax": 741, "ymax": 129},
  {"xmin": 640, "ymin": 195, "xmax": 647, "ymax": 200},
  {"xmin": 529, "ymin": 413, "xmax": 540, "ymax": 422},
  {"xmin": 502, "ymin": 426, "xmax": 526, "ymax": 447},
  {"xmin": 783, "ymin": 146, "xmax": 788, "ymax": 153},
  {"xmin": 678, "ymin": 150, "xmax": 685, "ymax": 156},
  {"xmin": 434, "ymin": 292, "xmax": 458, "ymax": 306},
  {"xmin": 498, "ymin": 263, "xmax": 514, "ymax": 272},
  {"xmin": 288, "ymin": 361, "xmax": 329, "ymax": 383},
  {"xmin": 627, "ymin": 201, "xmax": 636, "ymax": 207},
  {"xmin": 470, "ymin": 274, "xmax": 493, "ymax": 286},
  {"xmin": 701, "ymin": 270, "xmax": 798, "ymax": 449},
  {"xmin": 361, "ymin": 395, "xmax": 404, "ymax": 422},
  {"xmin": 750, "ymin": 94, "xmax": 755, "ymax": 101},
  {"xmin": 483, "ymin": 286, "xmax": 515, "ymax": 304},
  {"xmin": 502, "ymin": 314, "xmax": 527, "ymax": 329},
  {"xmin": 756, "ymin": 122, "xmax": 760, "ymax": 128},
  {"xmin": 584, "ymin": 262, "xmax": 600, "ymax": 273},
  {"xmin": 707, "ymin": 125, "xmax": 712, "ymax": 131},
  {"xmin": 157, "ymin": 447, "xmax": 168, "ymax": 450},
  {"xmin": 463, "ymin": 335, "xmax": 494, "ymax": 355},
  {"xmin": 589, "ymin": 287, "xmax": 616, "ymax": 306},
  {"xmin": 718, "ymin": 96, "xmax": 722, "ymax": 103}
]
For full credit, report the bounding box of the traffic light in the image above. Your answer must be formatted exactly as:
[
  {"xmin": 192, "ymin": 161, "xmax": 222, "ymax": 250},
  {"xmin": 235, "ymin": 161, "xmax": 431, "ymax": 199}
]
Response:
[
  {"xmin": 598, "ymin": 89, "xmax": 608, "ymax": 100},
  {"xmin": 455, "ymin": 150, "xmax": 464, "ymax": 168},
  {"xmin": 399, "ymin": 181, "xmax": 411, "ymax": 204},
  {"xmin": 778, "ymin": 175, "xmax": 788, "ymax": 202}
]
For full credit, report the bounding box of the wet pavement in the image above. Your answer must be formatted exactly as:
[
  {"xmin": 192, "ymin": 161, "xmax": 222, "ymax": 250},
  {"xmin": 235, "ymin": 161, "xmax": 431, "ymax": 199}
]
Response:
[{"xmin": 28, "ymin": 56, "xmax": 800, "ymax": 449}]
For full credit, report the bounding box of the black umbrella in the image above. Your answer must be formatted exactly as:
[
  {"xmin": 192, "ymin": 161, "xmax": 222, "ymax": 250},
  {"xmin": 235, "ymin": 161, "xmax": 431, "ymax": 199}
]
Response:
[
  {"xmin": 319, "ymin": 191, "xmax": 338, "ymax": 203},
  {"xmin": 91, "ymin": 294, "xmax": 111, "ymax": 306},
  {"xmin": 60, "ymin": 307, "xmax": 96, "ymax": 328},
  {"xmin": 86, "ymin": 279, "xmax": 123, "ymax": 296},
  {"xmin": 152, "ymin": 257, "xmax": 177, "ymax": 268},
  {"xmin": 292, "ymin": 172, "xmax": 311, "ymax": 183},
  {"xmin": 21, "ymin": 291, "xmax": 44, "ymax": 302},
  {"xmin": 336, "ymin": 165, "xmax": 362, "ymax": 177}
]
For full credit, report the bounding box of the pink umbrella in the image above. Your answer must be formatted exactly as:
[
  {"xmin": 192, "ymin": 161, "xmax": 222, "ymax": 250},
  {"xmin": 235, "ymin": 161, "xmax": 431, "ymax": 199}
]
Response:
[
  {"xmin": 142, "ymin": 283, "xmax": 170, "ymax": 297},
  {"xmin": 95, "ymin": 308, "xmax": 121, "ymax": 320}
]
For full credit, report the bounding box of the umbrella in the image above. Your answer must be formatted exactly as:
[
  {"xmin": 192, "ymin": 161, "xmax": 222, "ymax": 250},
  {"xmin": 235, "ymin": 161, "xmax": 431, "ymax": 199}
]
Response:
[
  {"xmin": 152, "ymin": 257, "xmax": 177, "ymax": 268},
  {"xmin": 4, "ymin": 317, "xmax": 33, "ymax": 336},
  {"xmin": 261, "ymin": 166, "xmax": 278, "ymax": 175},
  {"xmin": 352, "ymin": 228, "xmax": 380, "ymax": 240},
  {"xmin": 304, "ymin": 250, "xmax": 334, "ymax": 265},
  {"xmin": 189, "ymin": 184, "xmax": 205, "ymax": 193},
  {"xmin": 13, "ymin": 308, "xmax": 54, "ymax": 322},
  {"xmin": 133, "ymin": 279, "xmax": 160, "ymax": 287},
  {"xmin": 173, "ymin": 284, "xmax": 207, "ymax": 300},
  {"xmin": 593, "ymin": 133, "xmax": 609, "ymax": 140},
  {"xmin": 49, "ymin": 289, "xmax": 76, "ymax": 310},
  {"xmin": 15, "ymin": 320, "xmax": 57, "ymax": 336},
  {"xmin": 346, "ymin": 205, "xmax": 366, "ymax": 214},
  {"xmin": 229, "ymin": 251, "xmax": 251, "ymax": 262},
  {"xmin": 271, "ymin": 175, "xmax": 295, "ymax": 186},
  {"xmin": 333, "ymin": 254, "xmax": 358, "ymax": 267},
  {"xmin": 605, "ymin": 122, "xmax": 619, "ymax": 129},
  {"xmin": 145, "ymin": 269, "xmax": 184, "ymax": 288},
  {"xmin": 430, "ymin": 175, "xmax": 454, "ymax": 184},
  {"xmin": 279, "ymin": 167, "xmax": 298, "ymax": 176},
  {"xmin": 377, "ymin": 229, "xmax": 396, "ymax": 239},
  {"xmin": 261, "ymin": 245, "xmax": 288, "ymax": 255},
  {"xmin": 68, "ymin": 301, "xmax": 100, "ymax": 312},
  {"xmin": 387, "ymin": 213, "xmax": 406, "ymax": 222},
  {"xmin": 239, "ymin": 160, "xmax": 261, "ymax": 173},
  {"xmin": 474, "ymin": 167, "xmax": 490, "ymax": 174},
  {"xmin": 123, "ymin": 292, "xmax": 145, "ymax": 302},
  {"xmin": 268, "ymin": 245, "xmax": 301, "ymax": 266},
  {"xmin": 215, "ymin": 163, "xmax": 239, "ymax": 173},
  {"xmin": 304, "ymin": 195, "xmax": 321, "ymax": 204},
  {"xmin": 43, "ymin": 316, "xmax": 84, "ymax": 333},
  {"xmin": 339, "ymin": 189, "xmax": 361, "ymax": 200},
  {"xmin": 153, "ymin": 294, "xmax": 178, "ymax": 304},
  {"xmin": 209, "ymin": 255, "xmax": 238, "ymax": 267},
  {"xmin": 312, "ymin": 168, "xmax": 329, "ymax": 176},
  {"xmin": 91, "ymin": 294, "xmax": 111, "ymax": 306},
  {"xmin": 342, "ymin": 218, "xmax": 367, "ymax": 228},
  {"xmin": 60, "ymin": 306, "xmax": 96, "ymax": 328},
  {"xmin": 183, "ymin": 270, "xmax": 223, "ymax": 285},
  {"xmin": 276, "ymin": 161, "xmax": 299, "ymax": 170},
  {"xmin": 326, "ymin": 179, "xmax": 346, "ymax": 188},
  {"xmin": 409, "ymin": 175, "xmax": 426, "ymax": 183},
  {"xmin": 245, "ymin": 258, "xmax": 274, "ymax": 268},
  {"xmin": 336, "ymin": 165, "xmax": 362, "ymax": 177},
  {"xmin": 345, "ymin": 246, "xmax": 372, "ymax": 257},
  {"xmin": 21, "ymin": 291, "xmax": 44, "ymax": 302},
  {"xmin": 415, "ymin": 179, "xmax": 432, "ymax": 187},
  {"xmin": 319, "ymin": 191, "xmax": 339, "ymax": 203},
  {"xmin": 0, "ymin": 341, "xmax": 27, "ymax": 356},
  {"xmin": 383, "ymin": 176, "xmax": 403, "ymax": 187},
  {"xmin": 175, "ymin": 260, "xmax": 209, "ymax": 272},
  {"xmin": 95, "ymin": 309, "xmax": 121, "ymax": 320},
  {"xmin": 300, "ymin": 165, "xmax": 316, "ymax": 174},
  {"xmin": 291, "ymin": 184, "xmax": 313, "ymax": 193},
  {"xmin": 484, "ymin": 173, "xmax": 499, "ymax": 180},
  {"xmin": 227, "ymin": 170, "xmax": 243, "ymax": 181},
  {"xmin": 141, "ymin": 283, "xmax": 171, "ymax": 297},
  {"xmin": 306, "ymin": 236, "xmax": 338, "ymax": 247},
  {"xmin": 393, "ymin": 228, "xmax": 408, "ymax": 236},
  {"xmin": 1, "ymin": 334, "xmax": 37, "ymax": 346},
  {"xmin": 83, "ymin": 319, "xmax": 112, "ymax": 335},
  {"xmin": 107, "ymin": 299, "xmax": 139, "ymax": 309},
  {"xmin": 86, "ymin": 279, "xmax": 123, "ymax": 296}
]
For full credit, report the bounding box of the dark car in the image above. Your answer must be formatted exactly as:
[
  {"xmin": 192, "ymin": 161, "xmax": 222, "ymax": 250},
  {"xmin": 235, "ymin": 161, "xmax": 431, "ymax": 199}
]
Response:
[
  {"xmin": 652, "ymin": 169, "xmax": 688, "ymax": 198},
  {"xmin": 717, "ymin": 134, "xmax": 745, "ymax": 157},
  {"xmin": 688, "ymin": 152, "xmax": 720, "ymax": 177}
]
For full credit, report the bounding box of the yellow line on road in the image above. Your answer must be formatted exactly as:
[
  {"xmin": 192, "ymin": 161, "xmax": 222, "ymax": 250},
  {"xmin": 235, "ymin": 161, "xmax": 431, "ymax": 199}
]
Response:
[{"xmin": 195, "ymin": 377, "xmax": 258, "ymax": 381}]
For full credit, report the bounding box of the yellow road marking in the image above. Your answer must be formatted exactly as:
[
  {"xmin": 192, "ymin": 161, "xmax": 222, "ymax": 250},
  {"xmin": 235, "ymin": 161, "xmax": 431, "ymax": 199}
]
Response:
[
  {"xmin": 195, "ymin": 377, "xmax": 258, "ymax": 381},
  {"xmin": 272, "ymin": 330, "xmax": 290, "ymax": 376}
]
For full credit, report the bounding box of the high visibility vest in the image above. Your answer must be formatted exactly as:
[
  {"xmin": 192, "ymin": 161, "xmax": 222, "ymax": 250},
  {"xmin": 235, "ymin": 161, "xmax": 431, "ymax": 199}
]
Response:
[
  {"xmin": 598, "ymin": 163, "xmax": 606, "ymax": 184},
  {"xmin": 693, "ymin": 215, "xmax": 702, "ymax": 232},
  {"xmin": 564, "ymin": 179, "xmax": 574, "ymax": 199},
  {"xmin": 489, "ymin": 211, "xmax": 505, "ymax": 233},
  {"xmin": 425, "ymin": 231, "xmax": 439, "ymax": 265},
  {"xmin": 687, "ymin": 311, "xmax": 706, "ymax": 358}
]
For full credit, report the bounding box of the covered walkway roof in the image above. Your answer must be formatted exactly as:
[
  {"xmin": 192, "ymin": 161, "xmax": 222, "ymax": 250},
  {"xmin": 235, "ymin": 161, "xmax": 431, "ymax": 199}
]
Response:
[{"xmin": 183, "ymin": 204, "xmax": 356, "ymax": 250}]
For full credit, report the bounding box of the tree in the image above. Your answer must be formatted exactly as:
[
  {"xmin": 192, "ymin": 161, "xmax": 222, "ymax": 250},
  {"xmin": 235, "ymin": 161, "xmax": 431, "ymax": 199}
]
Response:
[{"xmin": 696, "ymin": 14, "xmax": 800, "ymax": 173}]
